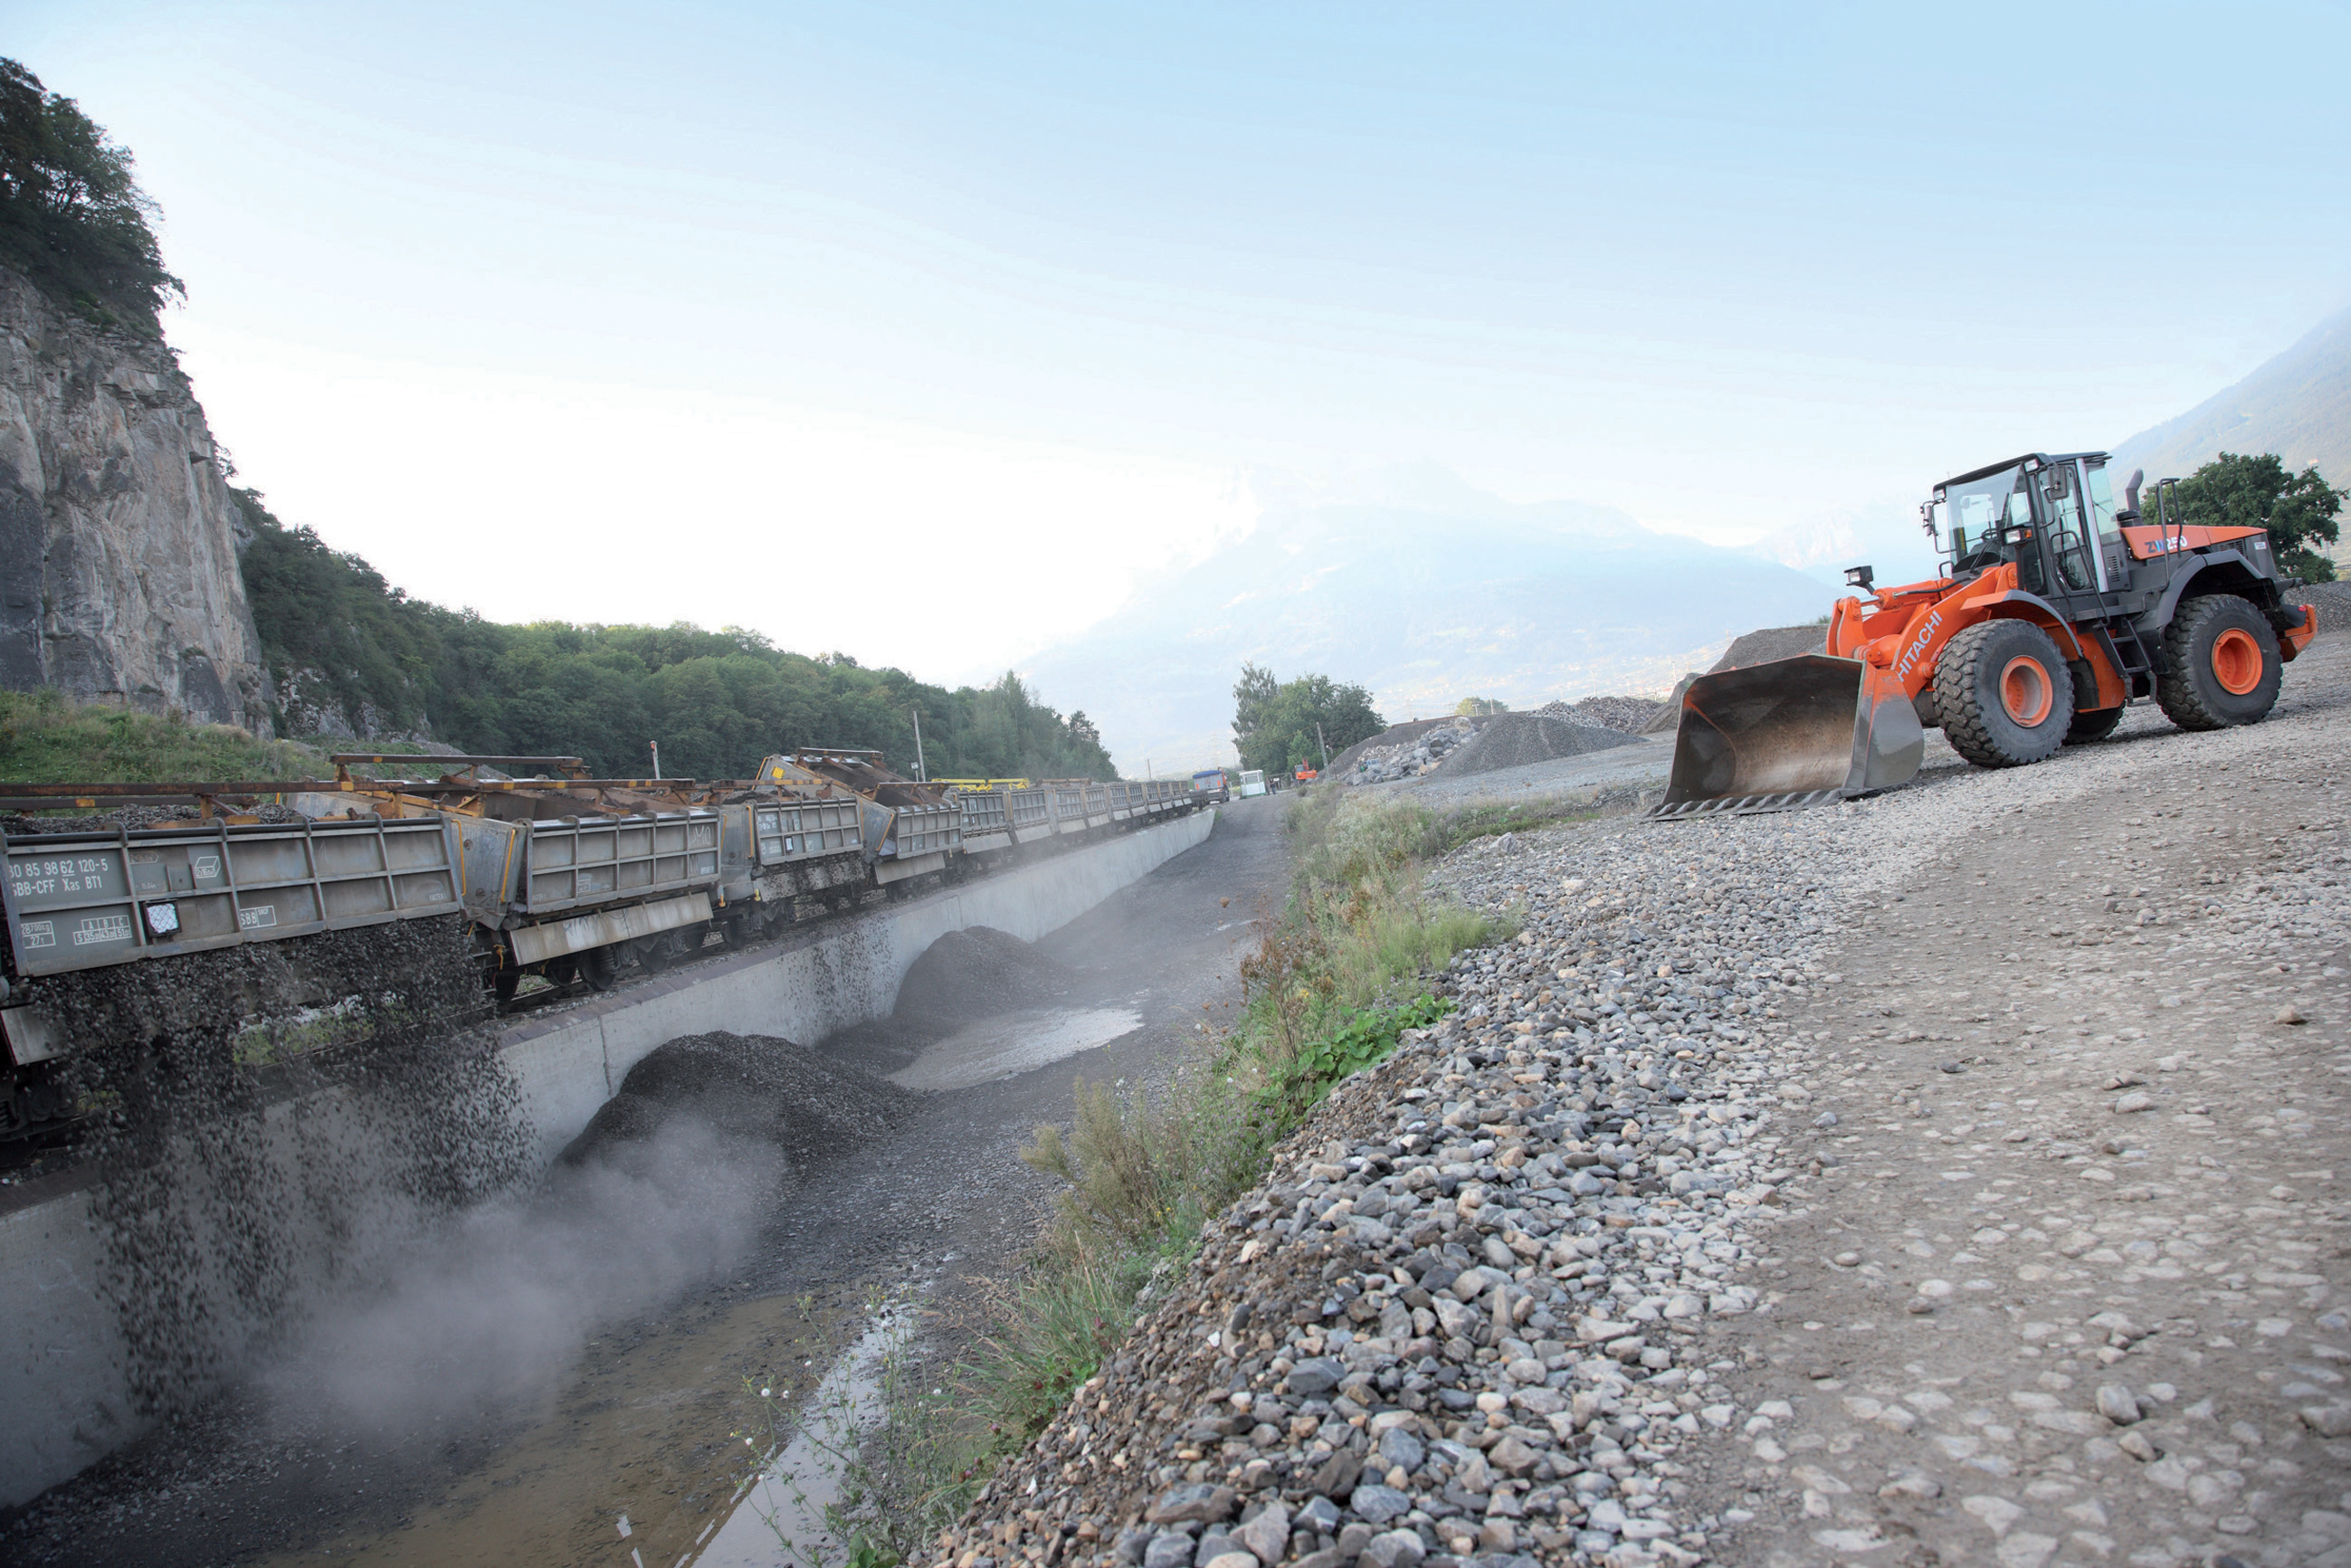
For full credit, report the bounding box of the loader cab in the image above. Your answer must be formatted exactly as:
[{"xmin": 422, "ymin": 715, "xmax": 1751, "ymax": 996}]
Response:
[{"xmin": 1926, "ymin": 452, "xmax": 2129, "ymax": 610}]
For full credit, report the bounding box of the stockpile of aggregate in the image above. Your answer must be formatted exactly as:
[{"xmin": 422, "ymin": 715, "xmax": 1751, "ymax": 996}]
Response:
[
  {"xmin": 1329, "ymin": 720, "xmax": 1482, "ymax": 784},
  {"xmin": 1429, "ymin": 716, "xmax": 1639, "ymax": 781},
  {"xmin": 1533, "ymin": 697, "xmax": 1662, "ymax": 736},
  {"xmin": 897, "ymin": 927, "xmax": 1076, "ymax": 1026},
  {"xmin": 927, "ymin": 818, "xmax": 1831, "ymax": 1568},
  {"xmin": 1352, "ymin": 721, "xmax": 1474, "ymax": 784},
  {"xmin": 819, "ymin": 926, "xmax": 1079, "ymax": 1074},
  {"xmin": 2289, "ymin": 580, "xmax": 2351, "ymax": 632},
  {"xmin": 1706, "ymin": 626, "xmax": 1826, "ymax": 673},
  {"xmin": 560, "ymin": 1031, "xmax": 913, "ymax": 1172}
]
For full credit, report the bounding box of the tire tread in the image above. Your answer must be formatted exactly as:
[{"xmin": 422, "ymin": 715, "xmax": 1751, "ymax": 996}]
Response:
[
  {"xmin": 1937, "ymin": 620, "xmax": 2074, "ymax": 768},
  {"xmin": 2156, "ymin": 594, "xmax": 2279, "ymax": 732}
]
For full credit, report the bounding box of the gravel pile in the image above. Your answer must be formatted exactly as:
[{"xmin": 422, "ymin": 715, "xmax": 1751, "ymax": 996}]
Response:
[
  {"xmin": 1534, "ymin": 698, "xmax": 1663, "ymax": 736},
  {"xmin": 1355, "ymin": 721, "xmax": 1475, "ymax": 784},
  {"xmin": 2288, "ymin": 579, "xmax": 2351, "ymax": 632},
  {"xmin": 1331, "ymin": 722, "xmax": 1482, "ymax": 784},
  {"xmin": 1432, "ymin": 717, "xmax": 1641, "ymax": 781},
  {"xmin": 823, "ymin": 927, "xmax": 1080, "ymax": 1076},
  {"xmin": 931, "ymin": 816, "xmax": 1835, "ymax": 1568},
  {"xmin": 560, "ymin": 1031, "xmax": 913, "ymax": 1173},
  {"xmin": 1639, "ymin": 682, "xmax": 1692, "ymax": 736},
  {"xmin": 1707, "ymin": 626, "xmax": 1826, "ymax": 673},
  {"xmin": 894, "ymin": 927, "xmax": 1077, "ymax": 1027}
]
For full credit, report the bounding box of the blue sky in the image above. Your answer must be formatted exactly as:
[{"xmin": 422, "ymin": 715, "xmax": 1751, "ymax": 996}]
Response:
[{"xmin": 9, "ymin": 1, "xmax": 2348, "ymax": 686}]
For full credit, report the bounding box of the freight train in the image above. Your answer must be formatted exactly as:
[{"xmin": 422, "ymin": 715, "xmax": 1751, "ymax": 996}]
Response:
[{"xmin": 0, "ymin": 750, "xmax": 1210, "ymax": 1142}]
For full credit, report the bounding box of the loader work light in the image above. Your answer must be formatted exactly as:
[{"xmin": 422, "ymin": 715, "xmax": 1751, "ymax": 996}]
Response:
[
  {"xmin": 2003, "ymin": 526, "xmax": 2034, "ymax": 546},
  {"xmin": 1844, "ymin": 565, "xmax": 1875, "ymax": 589}
]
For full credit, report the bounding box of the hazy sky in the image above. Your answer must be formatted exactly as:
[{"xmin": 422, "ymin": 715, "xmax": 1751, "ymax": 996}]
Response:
[{"xmin": 11, "ymin": 2, "xmax": 2348, "ymax": 689}]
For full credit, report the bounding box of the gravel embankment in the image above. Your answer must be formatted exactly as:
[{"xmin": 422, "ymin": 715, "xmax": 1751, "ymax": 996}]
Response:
[
  {"xmin": 931, "ymin": 801, "xmax": 1864, "ymax": 1568},
  {"xmin": 932, "ymin": 636, "xmax": 2349, "ymax": 1568}
]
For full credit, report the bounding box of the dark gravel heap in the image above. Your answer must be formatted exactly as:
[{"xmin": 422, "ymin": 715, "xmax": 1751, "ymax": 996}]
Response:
[
  {"xmin": 821, "ymin": 926, "xmax": 1080, "ymax": 1075},
  {"xmin": 1430, "ymin": 717, "xmax": 1639, "ymax": 781},
  {"xmin": 559, "ymin": 1031, "xmax": 913, "ymax": 1173}
]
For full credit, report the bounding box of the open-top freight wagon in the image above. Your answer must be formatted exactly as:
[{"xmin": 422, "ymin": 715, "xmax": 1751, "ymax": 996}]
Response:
[{"xmin": 0, "ymin": 752, "xmax": 1208, "ymax": 1142}]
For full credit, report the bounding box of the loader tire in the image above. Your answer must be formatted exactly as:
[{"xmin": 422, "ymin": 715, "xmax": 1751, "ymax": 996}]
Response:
[
  {"xmin": 2156, "ymin": 594, "xmax": 2280, "ymax": 732},
  {"xmin": 1937, "ymin": 619, "xmax": 2074, "ymax": 769},
  {"xmin": 2066, "ymin": 704, "xmax": 2124, "ymax": 744}
]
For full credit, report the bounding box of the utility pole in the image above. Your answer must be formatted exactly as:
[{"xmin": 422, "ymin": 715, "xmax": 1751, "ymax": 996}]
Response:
[
  {"xmin": 909, "ymin": 707, "xmax": 927, "ymax": 783},
  {"xmin": 650, "ymin": 740, "xmax": 661, "ymax": 780},
  {"xmin": 1316, "ymin": 722, "xmax": 1329, "ymax": 774}
]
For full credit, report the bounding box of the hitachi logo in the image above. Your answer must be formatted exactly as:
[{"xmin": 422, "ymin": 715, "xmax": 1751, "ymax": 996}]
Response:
[{"xmin": 1893, "ymin": 609, "xmax": 1942, "ymax": 681}]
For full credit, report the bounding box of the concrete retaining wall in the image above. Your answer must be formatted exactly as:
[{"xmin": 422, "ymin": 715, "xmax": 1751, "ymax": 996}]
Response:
[{"xmin": 0, "ymin": 808, "xmax": 1214, "ymax": 1506}]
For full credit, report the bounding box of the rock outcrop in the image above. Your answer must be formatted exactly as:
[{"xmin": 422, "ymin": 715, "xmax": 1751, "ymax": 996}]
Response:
[{"xmin": 0, "ymin": 267, "xmax": 274, "ymax": 734}]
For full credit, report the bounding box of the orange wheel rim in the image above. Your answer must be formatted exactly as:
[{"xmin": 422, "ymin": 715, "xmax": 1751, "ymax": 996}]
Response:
[
  {"xmin": 2211, "ymin": 627, "xmax": 2262, "ymax": 695},
  {"xmin": 1999, "ymin": 656, "xmax": 2052, "ymax": 726}
]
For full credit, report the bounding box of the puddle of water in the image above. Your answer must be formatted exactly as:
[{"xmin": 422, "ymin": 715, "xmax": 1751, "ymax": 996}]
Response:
[
  {"xmin": 889, "ymin": 1006, "xmax": 1143, "ymax": 1092},
  {"xmin": 691, "ymin": 1307, "xmax": 914, "ymax": 1568}
]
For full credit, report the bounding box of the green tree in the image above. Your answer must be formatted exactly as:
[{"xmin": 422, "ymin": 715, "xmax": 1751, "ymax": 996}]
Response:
[
  {"xmin": 233, "ymin": 493, "xmax": 1119, "ymax": 781},
  {"xmin": 1454, "ymin": 696, "xmax": 1505, "ymax": 717},
  {"xmin": 1231, "ymin": 662, "xmax": 1278, "ymax": 755},
  {"xmin": 0, "ymin": 59, "xmax": 182, "ymax": 330},
  {"xmin": 2163, "ymin": 451, "xmax": 2344, "ymax": 584},
  {"xmin": 1233, "ymin": 668, "xmax": 1385, "ymax": 776}
]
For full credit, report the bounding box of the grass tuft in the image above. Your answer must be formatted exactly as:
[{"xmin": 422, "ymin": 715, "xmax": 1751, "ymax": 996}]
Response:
[{"xmin": 0, "ymin": 687, "xmax": 320, "ymax": 786}]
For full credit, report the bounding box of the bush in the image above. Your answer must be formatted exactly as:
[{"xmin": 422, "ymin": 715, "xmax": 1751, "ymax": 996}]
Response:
[{"xmin": 0, "ymin": 687, "xmax": 318, "ymax": 785}]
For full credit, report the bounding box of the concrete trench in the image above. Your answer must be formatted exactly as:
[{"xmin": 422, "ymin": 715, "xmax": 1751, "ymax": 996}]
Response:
[{"xmin": 0, "ymin": 808, "xmax": 1216, "ymax": 1508}]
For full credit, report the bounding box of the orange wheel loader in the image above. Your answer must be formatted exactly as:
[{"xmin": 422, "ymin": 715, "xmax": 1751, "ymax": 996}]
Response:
[{"xmin": 1654, "ymin": 451, "xmax": 2319, "ymax": 817}]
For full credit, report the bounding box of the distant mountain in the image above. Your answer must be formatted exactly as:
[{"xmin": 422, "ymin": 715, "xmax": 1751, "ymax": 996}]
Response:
[
  {"xmin": 1021, "ymin": 467, "xmax": 1832, "ymax": 773},
  {"xmin": 2110, "ymin": 308, "xmax": 2351, "ymax": 489}
]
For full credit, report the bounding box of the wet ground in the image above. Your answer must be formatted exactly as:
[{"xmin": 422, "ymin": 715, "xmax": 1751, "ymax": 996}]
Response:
[{"xmin": 3, "ymin": 795, "xmax": 1290, "ymax": 1568}]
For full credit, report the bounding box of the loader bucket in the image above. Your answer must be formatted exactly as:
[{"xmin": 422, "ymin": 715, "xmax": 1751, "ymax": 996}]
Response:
[{"xmin": 1651, "ymin": 653, "xmax": 1924, "ymax": 819}]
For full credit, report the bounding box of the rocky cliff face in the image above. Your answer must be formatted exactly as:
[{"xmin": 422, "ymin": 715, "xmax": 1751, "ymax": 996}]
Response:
[{"xmin": 0, "ymin": 267, "xmax": 274, "ymax": 735}]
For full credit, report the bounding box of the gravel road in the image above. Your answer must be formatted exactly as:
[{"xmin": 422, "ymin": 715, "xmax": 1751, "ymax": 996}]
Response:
[{"xmin": 931, "ymin": 635, "xmax": 2347, "ymax": 1568}]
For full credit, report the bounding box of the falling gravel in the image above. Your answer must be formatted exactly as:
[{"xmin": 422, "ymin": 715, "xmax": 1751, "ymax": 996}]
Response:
[{"xmin": 34, "ymin": 916, "xmax": 528, "ymax": 1417}]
